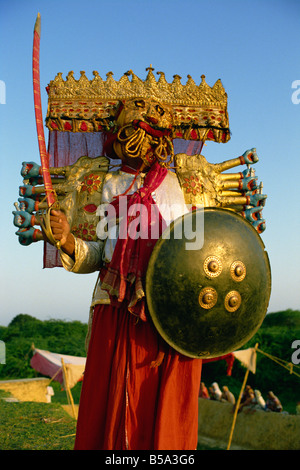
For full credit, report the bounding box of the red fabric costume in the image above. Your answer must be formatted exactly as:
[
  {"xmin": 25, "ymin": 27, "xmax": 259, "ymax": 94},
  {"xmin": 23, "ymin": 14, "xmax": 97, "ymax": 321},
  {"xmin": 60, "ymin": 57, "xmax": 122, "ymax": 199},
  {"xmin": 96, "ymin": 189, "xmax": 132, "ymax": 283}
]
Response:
[
  {"xmin": 74, "ymin": 162, "xmax": 202, "ymax": 450},
  {"xmin": 74, "ymin": 304, "xmax": 202, "ymax": 450}
]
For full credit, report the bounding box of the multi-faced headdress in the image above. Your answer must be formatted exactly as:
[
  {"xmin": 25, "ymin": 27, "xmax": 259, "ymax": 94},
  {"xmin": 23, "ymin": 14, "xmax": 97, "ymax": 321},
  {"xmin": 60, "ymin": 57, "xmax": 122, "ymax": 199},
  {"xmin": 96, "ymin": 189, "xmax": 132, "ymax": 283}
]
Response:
[{"xmin": 46, "ymin": 66, "xmax": 230, "ymax": 167}]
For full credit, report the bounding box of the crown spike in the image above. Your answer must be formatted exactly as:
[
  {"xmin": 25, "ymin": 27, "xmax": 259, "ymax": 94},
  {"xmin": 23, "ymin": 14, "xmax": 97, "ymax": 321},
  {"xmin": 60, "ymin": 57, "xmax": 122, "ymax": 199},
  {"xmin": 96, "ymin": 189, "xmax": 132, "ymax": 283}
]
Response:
[
  {"xmin": 118, "ymin": 73, "xmax": 132, "ymax": 90},
  {"xmin": 186, "ymin": 74, "xmax": 197, "ymax": 87},
  {"xmin": 78, "ymin": 71, "xmax": 90, "ymax": 86},
  {"xmin": 172, "ymin": 74, "xmax": 182, "ymax": 82},
  {"xmin": 157, "ymin": 71, "xmax": 169, "ymax": 87},
  {"xmin": 145, "ymin": 65, "xmax": 157, "ymax": 87},
  {"xmin": 66, "ymin": 71, "xmax": 76, "ymax": 84},
  {"xmin": 92, "ymin": 70, "xmax": 104, "ymax": 84}
]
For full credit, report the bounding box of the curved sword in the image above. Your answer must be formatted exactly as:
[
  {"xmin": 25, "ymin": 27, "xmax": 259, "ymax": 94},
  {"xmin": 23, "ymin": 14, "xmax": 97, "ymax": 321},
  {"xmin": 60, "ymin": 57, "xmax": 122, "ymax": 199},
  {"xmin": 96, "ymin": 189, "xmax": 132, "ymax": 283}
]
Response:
[{"xmin": 32, "ymin": 13, "xmax": 61, "ymax": 248}]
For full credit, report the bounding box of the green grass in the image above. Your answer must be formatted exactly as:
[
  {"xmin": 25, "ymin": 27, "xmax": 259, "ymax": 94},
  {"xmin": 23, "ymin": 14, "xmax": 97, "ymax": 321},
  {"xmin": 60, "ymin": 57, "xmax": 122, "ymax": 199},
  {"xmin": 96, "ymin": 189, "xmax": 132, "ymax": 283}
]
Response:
[
  {"xmin": 0, "ymin": 390, "xmax": 76, "ymax": 450},
  {"xmin": 50, "ymin": 380, "xmax": 82, "ymax": 405},
  {"xmin": 1, "ymin": 311, "xmax": 299, "ymax": 450},
  {"xmin": 0, "ymin": 389, "xmax": 221, "ymax": 451}
]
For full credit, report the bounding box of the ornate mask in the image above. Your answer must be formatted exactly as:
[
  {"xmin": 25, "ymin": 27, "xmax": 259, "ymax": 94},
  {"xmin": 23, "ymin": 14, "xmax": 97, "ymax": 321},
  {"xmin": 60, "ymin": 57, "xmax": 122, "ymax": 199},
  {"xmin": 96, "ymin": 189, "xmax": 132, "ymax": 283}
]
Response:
[{"xmin": 113, "ymin": 97, "xmax": 174, "ymax": 167}]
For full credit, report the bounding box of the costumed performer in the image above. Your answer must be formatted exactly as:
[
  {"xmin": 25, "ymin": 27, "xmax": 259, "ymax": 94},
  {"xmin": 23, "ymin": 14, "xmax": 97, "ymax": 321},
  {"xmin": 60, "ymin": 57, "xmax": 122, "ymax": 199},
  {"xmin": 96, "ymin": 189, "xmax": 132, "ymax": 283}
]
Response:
[{"xmin": 45, "ymin": 96, "xmax": 203, "ymax": 450}]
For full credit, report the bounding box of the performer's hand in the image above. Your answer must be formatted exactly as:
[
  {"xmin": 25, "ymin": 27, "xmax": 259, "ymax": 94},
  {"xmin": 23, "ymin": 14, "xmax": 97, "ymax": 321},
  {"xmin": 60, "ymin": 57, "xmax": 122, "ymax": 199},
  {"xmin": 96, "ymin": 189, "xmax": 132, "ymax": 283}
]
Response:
[
  {"xmin": 49, "ymin": 209, "xmax": 75, "ymax": 256},
  {"xmin": 150, "ymin": 351, "xmax": 165, "ymax": 368}
]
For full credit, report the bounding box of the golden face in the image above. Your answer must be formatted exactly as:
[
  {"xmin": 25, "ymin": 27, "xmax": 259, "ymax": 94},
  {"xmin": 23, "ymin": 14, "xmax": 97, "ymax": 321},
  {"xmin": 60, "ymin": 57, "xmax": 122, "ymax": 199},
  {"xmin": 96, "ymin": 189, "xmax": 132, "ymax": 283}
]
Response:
[
  {"xmin": 113, "ymin": 98, "xmax": 174, "ymax": 167},
  {"xmin": 116, "ymin": 97, "xmax": 173, "ymax": 130}
]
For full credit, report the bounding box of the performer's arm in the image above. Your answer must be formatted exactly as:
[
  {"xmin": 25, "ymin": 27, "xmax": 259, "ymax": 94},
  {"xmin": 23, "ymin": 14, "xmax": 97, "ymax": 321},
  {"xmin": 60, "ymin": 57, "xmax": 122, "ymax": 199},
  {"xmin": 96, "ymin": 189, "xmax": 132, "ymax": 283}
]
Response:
[{"xmin": 60, "ymin": 237, "xmax": 103, "ymax": 274}]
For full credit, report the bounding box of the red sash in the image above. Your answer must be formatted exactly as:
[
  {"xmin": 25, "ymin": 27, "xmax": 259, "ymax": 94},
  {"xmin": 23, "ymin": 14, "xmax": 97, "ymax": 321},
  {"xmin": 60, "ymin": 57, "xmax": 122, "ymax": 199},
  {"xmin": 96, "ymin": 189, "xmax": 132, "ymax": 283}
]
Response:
[{"xmin": 100, "ymin": 161, "xmax": 167, "ymax": 320}]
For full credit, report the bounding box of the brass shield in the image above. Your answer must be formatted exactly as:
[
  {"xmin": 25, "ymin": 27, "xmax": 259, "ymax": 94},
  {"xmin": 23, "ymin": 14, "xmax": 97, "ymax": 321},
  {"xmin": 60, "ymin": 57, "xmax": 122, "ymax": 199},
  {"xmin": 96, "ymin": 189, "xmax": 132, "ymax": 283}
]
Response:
[{"xmin": 146, "ymin": 208, "xmax": 271, "ymax": 358}]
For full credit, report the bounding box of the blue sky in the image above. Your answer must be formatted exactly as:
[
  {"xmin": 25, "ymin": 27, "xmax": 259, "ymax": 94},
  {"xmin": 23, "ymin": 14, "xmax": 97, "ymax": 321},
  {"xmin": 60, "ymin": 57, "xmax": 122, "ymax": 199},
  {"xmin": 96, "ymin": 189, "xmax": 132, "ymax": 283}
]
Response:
[{"xmin": 0, "ymin": 0, "xmax": 299, "ymax": 326}]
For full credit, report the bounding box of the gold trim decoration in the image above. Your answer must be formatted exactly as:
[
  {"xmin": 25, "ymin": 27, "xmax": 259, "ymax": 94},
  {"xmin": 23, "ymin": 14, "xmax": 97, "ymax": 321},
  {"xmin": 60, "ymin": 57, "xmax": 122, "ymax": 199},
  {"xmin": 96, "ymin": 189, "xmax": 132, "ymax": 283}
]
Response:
[
  {"xmin": 224, "ymin": 290, "xmax": 242, "ymax": 312},
  {"xmin": 230, "ymin": 260, "xmax": 246, "ymax": 282},
  {"xmin": 203, "ymin": 255, "xmax": 222, "ymax": 278},
  {"xmin": 46, "ymin": 67, "xmax": 230, "ymax": 143},
  {"xmin": 198, "ymin": 287, "xmax": 218, "ymax": 309}
]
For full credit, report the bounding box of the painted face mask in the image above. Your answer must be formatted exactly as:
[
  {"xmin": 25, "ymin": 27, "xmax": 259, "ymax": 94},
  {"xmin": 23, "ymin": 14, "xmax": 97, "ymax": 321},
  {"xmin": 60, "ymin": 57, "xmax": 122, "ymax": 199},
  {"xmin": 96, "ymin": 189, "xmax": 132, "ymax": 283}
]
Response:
[{"xmin": 113, "ymin": 97, "xmax": 174, "ymax": 167}]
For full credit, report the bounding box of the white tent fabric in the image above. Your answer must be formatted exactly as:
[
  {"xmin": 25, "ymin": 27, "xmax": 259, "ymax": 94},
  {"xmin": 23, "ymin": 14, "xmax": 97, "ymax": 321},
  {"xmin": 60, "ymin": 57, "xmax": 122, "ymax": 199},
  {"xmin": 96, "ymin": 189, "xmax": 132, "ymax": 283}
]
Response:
[
  {"xmin": 31, "ymin": 348, "xmax": 86, "ymax": 389},
  {"xmin": 233, "ymin": 347, "xmax": 257, "ymax": 374}
]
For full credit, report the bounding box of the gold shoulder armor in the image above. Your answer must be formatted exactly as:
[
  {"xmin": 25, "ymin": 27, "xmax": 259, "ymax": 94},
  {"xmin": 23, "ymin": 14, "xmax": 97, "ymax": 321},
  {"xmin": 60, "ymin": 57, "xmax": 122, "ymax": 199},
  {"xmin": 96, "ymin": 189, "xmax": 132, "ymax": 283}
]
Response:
[
  {"xmin": 48, "ymin": 156, "xmax": 109, "ymax": 241},
  {"xmin": 175, "ymin": 152, "xmax": 259, "ymax": 213}
]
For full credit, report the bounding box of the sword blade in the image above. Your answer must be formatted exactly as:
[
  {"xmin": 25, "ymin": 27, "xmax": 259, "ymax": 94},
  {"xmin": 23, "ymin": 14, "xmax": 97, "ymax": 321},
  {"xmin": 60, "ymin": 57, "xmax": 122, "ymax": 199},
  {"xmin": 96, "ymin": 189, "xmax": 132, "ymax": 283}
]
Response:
[{"xmin": 32, "ymin": 13, "xmax": 57, "ymax": 208}]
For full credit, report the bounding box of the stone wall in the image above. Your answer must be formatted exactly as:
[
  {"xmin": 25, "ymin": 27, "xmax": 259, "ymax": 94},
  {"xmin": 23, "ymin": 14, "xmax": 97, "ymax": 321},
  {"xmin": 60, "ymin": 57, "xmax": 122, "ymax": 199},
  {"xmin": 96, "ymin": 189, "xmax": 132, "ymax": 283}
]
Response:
[
  {"xmin": 0, "ymin": 378, "xmax": 50, "ymax": 403},
  {"xmin": 198, "ymin": 398, "xmax": 300, "ymax": 450}
]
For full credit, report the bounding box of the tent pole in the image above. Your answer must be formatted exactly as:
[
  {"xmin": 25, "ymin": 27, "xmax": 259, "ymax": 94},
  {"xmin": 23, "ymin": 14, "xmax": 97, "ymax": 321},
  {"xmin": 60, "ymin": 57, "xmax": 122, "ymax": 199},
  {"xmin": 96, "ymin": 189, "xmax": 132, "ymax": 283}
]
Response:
[
  {"xmin": 61, "ymin": 358, "xmax": 77, "ymax": 420},
  {"xmin": 48, "ymin": 366, "xmax": 62, "ymax": 385},
  {"xmin": 226, "ymin": 366, "xmax": 249, "ymax": 450},
  {"xmin": 226, "ymin": 343, "xmax": 258, "ymax": 450}
]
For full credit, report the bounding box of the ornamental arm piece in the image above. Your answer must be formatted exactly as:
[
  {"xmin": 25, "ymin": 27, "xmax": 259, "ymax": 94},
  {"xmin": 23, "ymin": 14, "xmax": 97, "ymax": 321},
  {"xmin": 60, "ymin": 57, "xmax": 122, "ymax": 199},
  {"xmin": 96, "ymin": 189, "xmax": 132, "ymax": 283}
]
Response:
[{"xmin": 175, "ymin": 148, "xmax": 267, "ymax": 234}]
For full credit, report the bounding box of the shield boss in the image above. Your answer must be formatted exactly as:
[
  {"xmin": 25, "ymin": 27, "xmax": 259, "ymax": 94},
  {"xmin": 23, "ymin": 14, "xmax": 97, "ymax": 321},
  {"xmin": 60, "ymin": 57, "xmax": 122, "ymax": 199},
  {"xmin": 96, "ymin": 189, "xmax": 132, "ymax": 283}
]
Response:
[{"xmin": 146, "ymin": 208, "xmax": 271, "ymax": 358}]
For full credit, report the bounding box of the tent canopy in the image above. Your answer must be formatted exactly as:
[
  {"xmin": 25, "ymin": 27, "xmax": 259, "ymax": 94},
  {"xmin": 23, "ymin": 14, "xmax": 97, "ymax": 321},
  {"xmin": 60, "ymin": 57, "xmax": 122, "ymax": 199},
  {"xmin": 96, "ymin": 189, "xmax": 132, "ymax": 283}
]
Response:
[
  {"xmin": 31, "ymin": 348, "xmax": 86, "ymax": 389},
  {"xmin": 202, "ymin": 347, "xmax": 257, "ymax": 375}
]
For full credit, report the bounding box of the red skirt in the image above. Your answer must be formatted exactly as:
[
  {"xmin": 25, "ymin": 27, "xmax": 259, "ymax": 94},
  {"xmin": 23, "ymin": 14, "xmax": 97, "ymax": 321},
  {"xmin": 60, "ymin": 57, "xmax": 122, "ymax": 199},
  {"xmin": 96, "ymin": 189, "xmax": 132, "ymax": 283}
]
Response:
[{"xmin": 74, "ymin": 303, "xmax": 202, "ymax": 450}]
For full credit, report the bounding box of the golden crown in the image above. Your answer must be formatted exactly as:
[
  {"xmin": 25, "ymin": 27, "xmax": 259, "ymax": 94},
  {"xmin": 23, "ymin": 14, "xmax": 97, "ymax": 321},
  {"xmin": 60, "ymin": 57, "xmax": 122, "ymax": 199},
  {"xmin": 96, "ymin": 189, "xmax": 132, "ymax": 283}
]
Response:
[{"xmin": 46, "ymin": 67, "xmax": 230, "ymax": 143}]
